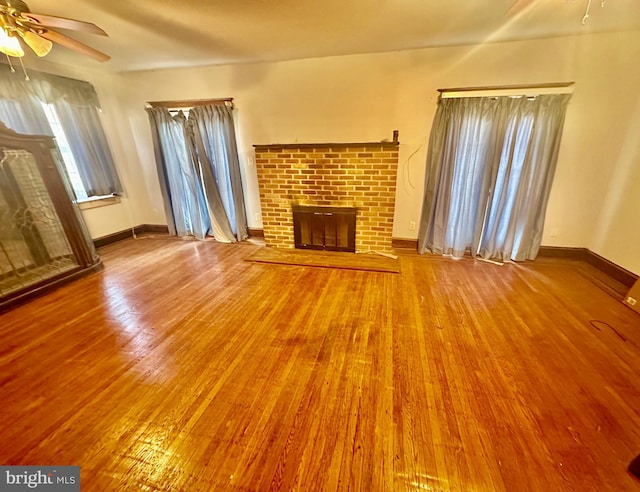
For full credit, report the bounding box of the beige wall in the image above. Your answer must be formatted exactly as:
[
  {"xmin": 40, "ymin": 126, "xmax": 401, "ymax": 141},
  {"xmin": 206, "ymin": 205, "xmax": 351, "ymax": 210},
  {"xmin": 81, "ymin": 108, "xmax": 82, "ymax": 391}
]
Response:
[
  {"xmin": 34, "ymin": 29, "xmax": 640, "ymax": 273},
  {"xmin": 578, "ymin": 33, "xmax": 640, "ymax": 275}
]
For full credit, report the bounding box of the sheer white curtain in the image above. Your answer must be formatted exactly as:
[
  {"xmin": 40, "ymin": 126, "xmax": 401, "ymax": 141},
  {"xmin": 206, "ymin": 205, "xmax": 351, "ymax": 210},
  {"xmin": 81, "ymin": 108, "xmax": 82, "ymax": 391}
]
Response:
[{"xmin": 418, "ymin": 94, "xmax": 571, "ymax": 261}]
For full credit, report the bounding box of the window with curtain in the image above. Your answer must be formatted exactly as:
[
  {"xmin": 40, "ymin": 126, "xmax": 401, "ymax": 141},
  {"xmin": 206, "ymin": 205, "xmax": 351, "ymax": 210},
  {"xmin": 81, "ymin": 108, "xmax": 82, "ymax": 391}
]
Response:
[
  {"xmin": 418, "ymin": 93, "xmax": 571, "ymax": 261},
  {"xmin": 146, "ymin": 102, "xmax": 248, "ymax": 243},
  {"xmin": 0, "ymin": 67, "xmax": 122, "ymax": 200}
]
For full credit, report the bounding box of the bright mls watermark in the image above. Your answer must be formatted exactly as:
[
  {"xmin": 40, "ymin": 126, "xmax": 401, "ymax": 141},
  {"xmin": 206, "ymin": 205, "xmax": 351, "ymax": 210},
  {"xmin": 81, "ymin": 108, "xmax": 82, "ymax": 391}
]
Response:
[{"xmin": 0, "ymin": 466, "xmax": 79, "ymax": 491}]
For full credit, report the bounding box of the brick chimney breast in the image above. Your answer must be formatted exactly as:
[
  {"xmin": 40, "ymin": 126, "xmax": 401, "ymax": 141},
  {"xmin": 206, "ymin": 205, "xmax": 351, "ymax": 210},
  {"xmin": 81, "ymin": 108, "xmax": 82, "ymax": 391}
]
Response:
[{"xmin": 254, "ymin": 141, "xmax": 399, "ymax": 253}]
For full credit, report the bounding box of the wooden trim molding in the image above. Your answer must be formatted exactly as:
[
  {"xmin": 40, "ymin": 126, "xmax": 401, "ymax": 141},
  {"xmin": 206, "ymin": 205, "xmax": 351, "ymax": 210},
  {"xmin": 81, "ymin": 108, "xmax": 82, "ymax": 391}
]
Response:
[
  {"xmin": 253, "ymin": 141, "xmax": 399, "ymax": 151},
  {"xmin": 140, "ymin": 224, "xmax": 172, "ymax": 234},
  {"xmin": 538, "ymin": 247, "xmax": 637, "ymax": 288},
  {"xmin": 584, "ymin": 250, "xmax": 638, "ymax": 288},
  {"xmin": 392, "ymin": 238, "xmax": 418, "ymax": 249},
  {"xmin": 537, "ymin": 246, "xmax": 590, "ymax": 260},
  {"xmin": 248, "ymin": 228, "xmax": 264, "ymax": 238},
  {"xmin": 95, "ymin": 225, "xmax": 266, "ymax": 247},
  {"xmin": 392, "ymin": 242, "xmax": 638, "ymax": 288},
  {"xmin": 93, "ymin": 229, "xmax": 132, "ymax": 248},
  {"xmin": 93, "ymin": 224, "xmax": 170, "ymax": 248}
]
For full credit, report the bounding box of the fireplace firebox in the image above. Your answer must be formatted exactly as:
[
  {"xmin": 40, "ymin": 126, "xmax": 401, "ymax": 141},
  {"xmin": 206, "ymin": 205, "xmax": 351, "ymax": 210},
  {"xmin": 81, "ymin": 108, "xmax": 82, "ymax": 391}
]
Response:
[{"xmin": 293, "ymin": 205, "xmax": 356, "ymax": 252}]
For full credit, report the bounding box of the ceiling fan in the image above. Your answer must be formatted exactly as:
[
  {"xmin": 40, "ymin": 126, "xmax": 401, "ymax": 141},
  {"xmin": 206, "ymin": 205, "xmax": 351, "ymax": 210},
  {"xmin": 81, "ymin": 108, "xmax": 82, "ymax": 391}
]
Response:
[{"xmin": 0, "ymin": 0, "xmax": 109, "ymax": 62}]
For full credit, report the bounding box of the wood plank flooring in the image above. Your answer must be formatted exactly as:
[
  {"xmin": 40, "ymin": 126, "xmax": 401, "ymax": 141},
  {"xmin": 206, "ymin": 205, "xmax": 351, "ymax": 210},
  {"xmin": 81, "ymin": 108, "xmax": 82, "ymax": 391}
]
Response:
[
  {"xmin": 245, "ymin": 246, "xmax": 400, "ymax": 273},
  {"xmin": 0, "ymin": 237, "xmax": 639, "ymax": 491}
]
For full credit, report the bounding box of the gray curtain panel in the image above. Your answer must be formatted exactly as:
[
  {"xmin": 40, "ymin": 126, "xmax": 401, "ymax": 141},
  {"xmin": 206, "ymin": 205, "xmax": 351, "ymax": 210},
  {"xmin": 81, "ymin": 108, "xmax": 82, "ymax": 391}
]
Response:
[
  {"xmin": 146, "ymin": 108, "xmax": 211, "ymax": 240},
  {"xmin": 190, "ymin": 105, "xmax": 248, "ymax": 241},
  {"xmin": 185, "ymin": 116, "xmax": 236, "ymax": 243},
  {"xmin": 146, "ymin": 107, "xmax": 178, "ymax": 235},
  {"xmin": 53, "ymin": 101, "xmax": 122, "ymax": 197},
  {"xmin": 418, "ymin": 94, "xmax": 571, "ymax": 261},
  {"xmin": 147, "ymin": 104, "xmax": 247, "ymax": 243}
]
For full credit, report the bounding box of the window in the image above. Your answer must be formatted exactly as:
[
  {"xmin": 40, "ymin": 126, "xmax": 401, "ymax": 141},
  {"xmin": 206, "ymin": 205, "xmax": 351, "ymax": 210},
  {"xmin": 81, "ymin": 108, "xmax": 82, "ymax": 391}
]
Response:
[
  {"xmin": 40, "ymin": 102, "xmax": 89, "ymax": 201},
  {"xmin": 0, "ymin": 67, "xmax": 122, "ymax": 201},
  {"xmin": 146, "ymin": 101, "xmax": 248, "ymax": 242},
  {"xmin": 418, "ymin": 93, "xmax": 571, "ymax": 261}
]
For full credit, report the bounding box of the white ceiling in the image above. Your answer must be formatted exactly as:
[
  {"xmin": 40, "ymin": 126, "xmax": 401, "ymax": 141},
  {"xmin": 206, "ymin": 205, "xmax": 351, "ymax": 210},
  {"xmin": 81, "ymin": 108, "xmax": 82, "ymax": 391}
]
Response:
[{"xmin": 21, "ymin": 0, "xmax": 640, "ymax": 73}]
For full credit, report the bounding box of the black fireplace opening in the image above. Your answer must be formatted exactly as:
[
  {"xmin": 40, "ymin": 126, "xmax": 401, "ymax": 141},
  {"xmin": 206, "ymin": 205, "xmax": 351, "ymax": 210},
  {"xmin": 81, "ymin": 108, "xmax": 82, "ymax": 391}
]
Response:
[{"xmin": 293, "ymin": 205, "xmax": 356, "ymax": 252}]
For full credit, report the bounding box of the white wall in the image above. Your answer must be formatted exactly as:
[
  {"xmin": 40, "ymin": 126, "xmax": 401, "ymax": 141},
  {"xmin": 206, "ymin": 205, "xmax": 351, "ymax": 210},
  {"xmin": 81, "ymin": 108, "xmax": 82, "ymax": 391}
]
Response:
[{"xmin": 34, "ymin": 29, "xmax": 640, "ymax": 274}]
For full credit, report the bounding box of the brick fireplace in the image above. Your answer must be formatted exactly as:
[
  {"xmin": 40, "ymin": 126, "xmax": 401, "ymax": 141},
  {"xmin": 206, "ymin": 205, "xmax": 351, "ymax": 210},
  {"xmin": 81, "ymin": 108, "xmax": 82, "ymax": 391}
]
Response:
[{"xmin": 254, "ymin": 141, "xmax": 399, "ymax": 253}]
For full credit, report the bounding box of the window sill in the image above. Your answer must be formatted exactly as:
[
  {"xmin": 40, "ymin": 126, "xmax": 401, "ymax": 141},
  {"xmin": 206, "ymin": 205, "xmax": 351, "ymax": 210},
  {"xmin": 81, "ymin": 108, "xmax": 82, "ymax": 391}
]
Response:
[{"xmin": 77, "ymin": 194, "xmax": 121, "ymax": 210}]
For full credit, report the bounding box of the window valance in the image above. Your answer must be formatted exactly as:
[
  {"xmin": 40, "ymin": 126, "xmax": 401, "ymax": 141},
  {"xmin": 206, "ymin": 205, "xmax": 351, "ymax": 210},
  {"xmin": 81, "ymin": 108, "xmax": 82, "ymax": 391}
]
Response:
[{"xmin": 0, "ymin": 64, "xmax": 101, "ymax": 108}]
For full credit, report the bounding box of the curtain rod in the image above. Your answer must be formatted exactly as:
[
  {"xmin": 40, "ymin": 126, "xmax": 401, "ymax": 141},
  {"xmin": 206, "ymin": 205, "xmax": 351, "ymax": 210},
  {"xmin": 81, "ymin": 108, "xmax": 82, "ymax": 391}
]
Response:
[
  {"xmin": 438, "ymin": 83, "xmax": 574, "ymax": 93},
  {"xmin": 438, "ymin": 82, "xmax": 575, "ymax": 99},
  {"xmin": 146, "ymin": 98, "xmax": 234, "ymax": 110}
]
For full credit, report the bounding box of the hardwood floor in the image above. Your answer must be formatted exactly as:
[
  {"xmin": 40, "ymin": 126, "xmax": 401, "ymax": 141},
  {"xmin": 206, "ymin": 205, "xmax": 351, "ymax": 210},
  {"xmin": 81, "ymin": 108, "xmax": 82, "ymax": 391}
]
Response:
[{"xmin": 0, "ymin": 237, "xmax": 639, "ymax": 491}]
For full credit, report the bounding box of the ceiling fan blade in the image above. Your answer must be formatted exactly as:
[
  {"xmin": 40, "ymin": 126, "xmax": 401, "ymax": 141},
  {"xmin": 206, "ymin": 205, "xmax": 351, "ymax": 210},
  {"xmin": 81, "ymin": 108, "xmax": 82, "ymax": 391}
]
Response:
[
  {"xmin": 23, "ymin": 12, "xmax": 107, "ymax": 36},
  {"xmin": 20, "ymin": 30, "xmax": 52, "ymax": 57},
  {"xmin": 39, "ymin": 29, "xmax": 110, "ymax": 62}
]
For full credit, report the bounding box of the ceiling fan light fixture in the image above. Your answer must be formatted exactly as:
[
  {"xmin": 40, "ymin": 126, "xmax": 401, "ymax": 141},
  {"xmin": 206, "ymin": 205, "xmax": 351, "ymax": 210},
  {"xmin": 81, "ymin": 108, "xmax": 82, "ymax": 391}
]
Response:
[
  {"xmin": 0, "ymin": 0, "xmax": 109, "ymax": 62},
  {"xmin": 21, "ymin": 29, "xmax": 51, "ymax": 56},
  {"xmin": 0, "ymin": 26, "xmax": 23, "ymax": 57}
]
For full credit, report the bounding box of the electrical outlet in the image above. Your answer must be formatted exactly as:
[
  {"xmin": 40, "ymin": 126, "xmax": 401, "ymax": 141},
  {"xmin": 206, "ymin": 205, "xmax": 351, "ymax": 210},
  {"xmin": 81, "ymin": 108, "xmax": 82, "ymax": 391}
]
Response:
[
  {"xmin": 254, "ymin": 212, "xmax": 261, "ymax": 223},
  {"xmin": 627, "ymin": 297, "xmax": 637, "ymax": 306},
  {"xmin": 409, "ymin": 221, "xmax": 416, "ymax": 231}
]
